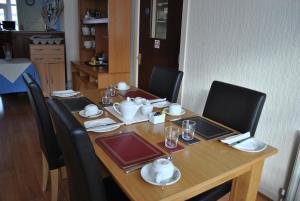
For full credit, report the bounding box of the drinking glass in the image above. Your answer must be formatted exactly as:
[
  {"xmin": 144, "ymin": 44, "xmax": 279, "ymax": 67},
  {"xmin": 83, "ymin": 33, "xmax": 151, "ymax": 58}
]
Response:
[
  {"xmin": 182, "ymin": 120, "xmax": 196, "ymax": 141},
  {"xmin": 164, "ymin": 126, "xmax": 179, "ymax": 149},
  {"xmin": 108, "ymin": 84, "xmax": 116, "ymax": 97},
  {"xmin": 101, "ymin": 89, "xmax": 112, "ymax": 105}
]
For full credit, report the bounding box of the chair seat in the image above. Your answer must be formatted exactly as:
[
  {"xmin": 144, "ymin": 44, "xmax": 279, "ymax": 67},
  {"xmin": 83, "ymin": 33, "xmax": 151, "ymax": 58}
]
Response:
[
  {"xmin": 48, "ymin": 154, "xmax": 65, "ymax": 170},
  {"xmin": 188, "ymin": 181, "xmax": 232, "ymax": 201}
]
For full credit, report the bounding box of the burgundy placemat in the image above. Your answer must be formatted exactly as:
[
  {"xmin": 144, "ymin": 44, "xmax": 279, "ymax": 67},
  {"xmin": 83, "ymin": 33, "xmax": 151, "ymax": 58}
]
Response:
[
  {"xmin": 95, "ymin": 132, "xmax": 165, "ymax": 169},
  {"xmin": 120, "ymin": 90, "xmax": 157, "ymax": 100},
  {"xmin": 157, "ymin": 141, "xmax": 184, "ymax": 153}
]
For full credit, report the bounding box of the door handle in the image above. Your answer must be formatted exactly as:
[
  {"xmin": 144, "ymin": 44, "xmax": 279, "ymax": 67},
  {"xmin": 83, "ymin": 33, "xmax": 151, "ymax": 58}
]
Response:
[{"xmin": 138, "ymin": 53, "xmax": 142, "ymax": 66}]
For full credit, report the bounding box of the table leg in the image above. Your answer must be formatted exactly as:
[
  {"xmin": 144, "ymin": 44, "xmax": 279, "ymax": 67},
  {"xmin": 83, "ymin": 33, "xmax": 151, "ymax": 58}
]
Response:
[{"xmin": 229, "ymin": 160, "xmax": 264, "ymax": 201}]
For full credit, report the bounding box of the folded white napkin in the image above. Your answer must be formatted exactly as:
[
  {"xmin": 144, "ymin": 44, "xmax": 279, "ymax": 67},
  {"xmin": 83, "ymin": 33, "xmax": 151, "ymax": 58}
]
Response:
[
  {"xmin": 84, "ymin": 118, "xmax": 116, "ymax": 129},
  {"xmin": 220, "ymin": 132, "xmax": 251, "ymax": 145},
  {"xmin": 86, "ymin": 123, "xmax": 123, "ymax": 132},
  {"xmin": 148, "ymin": 98, "xmax": 167, "ymax": 103},
  {"xmin": 52, "ymin": 90, "xmax": 80, "ymax": 97},
  {"xmin": 52, "ymin": 89, "xmax": 76, "ymax": 94}
]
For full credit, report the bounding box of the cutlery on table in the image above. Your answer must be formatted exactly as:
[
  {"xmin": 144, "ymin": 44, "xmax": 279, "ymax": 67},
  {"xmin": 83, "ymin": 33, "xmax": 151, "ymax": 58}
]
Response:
[
  {"xmin": 229, "ymin": 137, "xmax": 252, "ymax": 146},
  {"xmin": 149, "ymin": 98, "xmax": 167, "ymax": 104}
]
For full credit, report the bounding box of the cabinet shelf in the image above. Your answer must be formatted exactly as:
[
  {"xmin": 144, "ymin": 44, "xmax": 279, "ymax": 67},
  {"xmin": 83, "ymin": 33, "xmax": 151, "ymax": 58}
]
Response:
[{"xmin": 82, "ymin": 18, "xmax": 108, "ymax": 25}]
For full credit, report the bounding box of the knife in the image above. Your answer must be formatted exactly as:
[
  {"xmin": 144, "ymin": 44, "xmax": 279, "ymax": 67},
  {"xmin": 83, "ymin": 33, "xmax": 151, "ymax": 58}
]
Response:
[{"xmin": 229, "ymin": 137, "xmax": 252, "ymax": 146}]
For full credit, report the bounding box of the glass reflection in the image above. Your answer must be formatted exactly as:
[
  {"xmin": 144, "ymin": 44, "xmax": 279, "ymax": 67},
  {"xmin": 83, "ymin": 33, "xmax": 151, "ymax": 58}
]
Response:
[{"xmin": 151, "ymin": 0, "xmax": 168, "ymax": 39}]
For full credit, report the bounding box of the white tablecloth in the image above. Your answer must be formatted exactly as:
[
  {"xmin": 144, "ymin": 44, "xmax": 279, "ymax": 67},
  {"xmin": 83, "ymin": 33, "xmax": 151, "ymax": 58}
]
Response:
[{"xmin": 0, "ymin": 58, "xmax": 32, "ymax": 83}]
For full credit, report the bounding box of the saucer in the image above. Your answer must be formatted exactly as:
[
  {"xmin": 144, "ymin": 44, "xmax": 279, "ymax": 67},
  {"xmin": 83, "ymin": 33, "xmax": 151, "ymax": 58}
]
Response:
[
  {"xmin": 232, "ymin": 138, "xmax": 267, "ymax": 153},
  {"xmin": 141, "ymin": 163, "xmax": 181, "ymax": 186},
  {"xmin": 115, "ymin": 85, "xmax": 130, "ymax": 91},
  {"xmin": 164, "ymin": 108, "xmax": 186, "ymax": 116},
  {"xmin": 79, "ymin": 109, "xmax": 103, "ymax": 118}
]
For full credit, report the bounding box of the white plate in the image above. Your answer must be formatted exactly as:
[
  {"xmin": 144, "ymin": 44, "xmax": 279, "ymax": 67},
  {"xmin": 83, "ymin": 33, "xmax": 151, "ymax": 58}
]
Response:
[
  {"xmin": 79, "ymin": 110, "xmax": 103, "ymax": 118},
  {"xmin": 115, "ymin": 85, "xmax": 130, "ymax": 91},
  {"xmin": 141, "ymin": 163, "xmax": 181, "ymax": 186},
  {"xmin": 164, "ymin": 108, "xmax": 186, "ymax": 116},
  {"xmin": 152, "ymin": 101, "xmax": 170, "ymax": 108},
  {"xmin": 232, "ymin": 138, "xmax": 267, "ymax": 153},
  {"xmin": 87, "ymin": 124, "xmax": 121, "ymax": 132}
]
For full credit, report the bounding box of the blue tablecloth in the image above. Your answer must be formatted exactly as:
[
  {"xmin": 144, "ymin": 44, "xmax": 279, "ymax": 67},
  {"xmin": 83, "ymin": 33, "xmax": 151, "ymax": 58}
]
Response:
[{"xmin": 0, "ymin": 63, "xmax": 40, "ymax": 94}]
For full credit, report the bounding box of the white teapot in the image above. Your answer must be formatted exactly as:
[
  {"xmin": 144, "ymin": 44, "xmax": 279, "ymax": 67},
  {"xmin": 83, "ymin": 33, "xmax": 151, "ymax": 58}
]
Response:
[{"xmin": 113, "ymin": 97, "xmax": 142, "ymax": 120}]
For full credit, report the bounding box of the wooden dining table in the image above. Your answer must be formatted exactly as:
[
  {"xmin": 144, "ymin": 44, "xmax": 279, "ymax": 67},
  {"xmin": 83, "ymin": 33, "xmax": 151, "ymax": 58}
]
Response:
[{"xmin": 71, "ymin": 88, "xmax": 277, "ymax": 201}]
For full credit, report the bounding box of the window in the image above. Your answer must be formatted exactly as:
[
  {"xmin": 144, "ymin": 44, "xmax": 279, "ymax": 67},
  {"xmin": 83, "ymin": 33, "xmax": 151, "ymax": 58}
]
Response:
[{"xmin": 0, "ymin": 0, "xmax": 18, "ymax": 30}]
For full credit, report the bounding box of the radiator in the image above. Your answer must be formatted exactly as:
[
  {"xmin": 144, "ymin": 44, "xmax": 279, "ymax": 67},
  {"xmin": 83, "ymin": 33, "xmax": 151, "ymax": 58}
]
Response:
[{"xmin": 286, "ymin": 141, "xmax": 300, "ymax": 201}]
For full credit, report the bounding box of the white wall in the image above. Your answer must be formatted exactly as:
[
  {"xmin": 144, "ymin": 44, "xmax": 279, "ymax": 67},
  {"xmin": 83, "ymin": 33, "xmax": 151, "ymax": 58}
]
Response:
[
  {"xmin": 181, "ymin": 0, "xmax": 300, "ymax": 199},
  {"xmin": 62, "ymin": 0, "xmax": 79, "ymax": 88},
  {"xmin": 17, "ymin": 0, "xmax": 44, "ymax": 31}
]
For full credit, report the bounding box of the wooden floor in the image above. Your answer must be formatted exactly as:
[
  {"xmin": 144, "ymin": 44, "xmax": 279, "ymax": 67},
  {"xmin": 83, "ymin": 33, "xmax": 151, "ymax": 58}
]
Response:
[{"xmin": 0, "ymin": 93, "xmax": 272, "ymax": 201}]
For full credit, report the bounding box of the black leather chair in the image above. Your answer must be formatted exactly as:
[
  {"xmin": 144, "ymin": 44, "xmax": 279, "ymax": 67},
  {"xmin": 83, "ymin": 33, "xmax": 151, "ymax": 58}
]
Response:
[
  {"xmin": 48, "ymin": 98, "xmax": 129, "ymax": 201},
  {"xmin": 189, "ymin": 80, "xmax": 266, "ymax": 201},
  {"xmin": 22, "ymin": 73, "xmax": 64, "ymax": 201},
  {"xmin": 148, "ymin": 65, "xmax": 183, "ymax": 103}
]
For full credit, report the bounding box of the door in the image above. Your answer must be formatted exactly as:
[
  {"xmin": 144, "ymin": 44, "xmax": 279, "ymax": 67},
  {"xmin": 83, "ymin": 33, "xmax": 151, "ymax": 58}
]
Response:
[{"xmin": 138, "ymin": 0, "xmax": 183, "ymax": 90}]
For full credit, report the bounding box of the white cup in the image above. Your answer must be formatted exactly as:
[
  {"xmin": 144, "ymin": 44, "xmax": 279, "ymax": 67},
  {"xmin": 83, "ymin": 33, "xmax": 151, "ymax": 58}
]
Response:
[
  {"xmin": 84, "ymin": 104, "xmax": 99, "ymax": 116},
  {"xmin": 151, "ymin": 158, "xmax": 174, "ymax": 183},
  {"xmin": 82, "ymin": 26, "xmax": 90, "ymax": 35},
  {"xmin": 84, "ymin": 40, "xmax": 92, "ymax": 49},
  {"xmin": 117, "ymin": 82, "xmax": 128, "ymax": 90},
  {"xmin": 91, "ymin": 40, "xmax": 96, "ymax": 49},
  {"xmin": 168, "ymin": 103, "xmax": 182, "ymax": 115}
]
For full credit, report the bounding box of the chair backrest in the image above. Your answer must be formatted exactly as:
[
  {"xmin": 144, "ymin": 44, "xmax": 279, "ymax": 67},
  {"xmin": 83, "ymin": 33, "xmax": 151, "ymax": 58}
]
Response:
[
  {"xmin": 203, "ymin": 81, "xmax": 266, "ymax": 136},
  {"xmin": 22, "ymin": 73, "xmax": 62, "ymax": 169},
  {"xmin": 148, "ymin": 65, "xmax": 183, "ymax": 103},
  {"xmin": 48, "ymin": 98, "xmax": 107, "ymax": 201}
]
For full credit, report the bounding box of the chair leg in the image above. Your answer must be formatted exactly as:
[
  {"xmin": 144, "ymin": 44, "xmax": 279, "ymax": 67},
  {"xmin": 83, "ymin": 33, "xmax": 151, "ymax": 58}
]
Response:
[
  {"xmin": 60, "ymin": 166, "xmax": 68, "ymax": 179},
  {"xmin": 42, "ymin": 152, "xmax": 49, "ymax": 191},
  {"xmin": 50, "ymin": 169, "xmax": 59, "ymax": 201}
]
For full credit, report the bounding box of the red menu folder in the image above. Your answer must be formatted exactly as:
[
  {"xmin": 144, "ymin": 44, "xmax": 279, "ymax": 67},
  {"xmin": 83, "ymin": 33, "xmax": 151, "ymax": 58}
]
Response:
[
  {"xmin": 95, "ymin": 132, "xmax": 165, "ymax": 169},
  {"xmin": 121, "ymin": 90, "xmax": 157, "ymax": 100}
]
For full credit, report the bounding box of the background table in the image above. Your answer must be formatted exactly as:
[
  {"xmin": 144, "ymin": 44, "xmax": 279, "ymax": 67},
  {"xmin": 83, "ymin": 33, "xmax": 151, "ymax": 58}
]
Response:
[{"xmin": 0, "ymin": 59, "xmax": 40, "ymax": 94}]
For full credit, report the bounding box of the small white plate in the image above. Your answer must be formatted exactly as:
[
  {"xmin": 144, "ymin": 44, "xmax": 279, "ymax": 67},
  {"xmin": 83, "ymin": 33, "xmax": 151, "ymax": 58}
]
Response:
[
  {"xmin": 141, "ymin": 163, "xmax": 181, "ymax": 186},
  {"xmin": 152, "ymin": 101, "xmax": 170, "ymax": 108},
  {"xmin": 115, "ymin": 85, "xmax": 130, "ymax": 91},
  {"xmin": 79, "ymin": 110, "xmax": 103, "ymax": 118},
  {"xmin": 87, "ymin": 124, "xmax": 121, "ymax": 132},
  {"xmin": 232, "ymin": 138, "xmax": 267, "ymax": 153},
  {"xmin": 164, "ymin": 108, "xmax": 186, "ymax": 116}
]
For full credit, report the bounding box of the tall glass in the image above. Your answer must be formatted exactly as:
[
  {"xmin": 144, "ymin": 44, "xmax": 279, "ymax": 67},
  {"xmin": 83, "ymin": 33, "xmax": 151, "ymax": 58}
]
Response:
[
  {"xmin": 165, "ymin": 126, "xmax": 179, "ymax": 149},
  {"xmin": 182, "ymin": 120, "xmax": 196, "ymax": 141}
]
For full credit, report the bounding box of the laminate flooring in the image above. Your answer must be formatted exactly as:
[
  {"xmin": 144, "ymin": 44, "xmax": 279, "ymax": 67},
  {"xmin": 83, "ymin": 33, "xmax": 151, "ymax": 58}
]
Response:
[{"xmin": 0, "ymin": 93, "xmax": 272, "ymax": 201}]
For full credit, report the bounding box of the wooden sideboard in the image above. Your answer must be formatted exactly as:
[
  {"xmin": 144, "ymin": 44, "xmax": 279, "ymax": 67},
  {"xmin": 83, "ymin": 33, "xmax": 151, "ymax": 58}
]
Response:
[
  {"xmin": 72, "ymin": 61, "xmax": 130, "ymax": 90},
  {"xmin": 30, "ymin": 45, "xmax": 66, "ymax": 96},
  {"xmin": 0, "ymin": 31, "xmax": 64, "ymax": 59}
]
